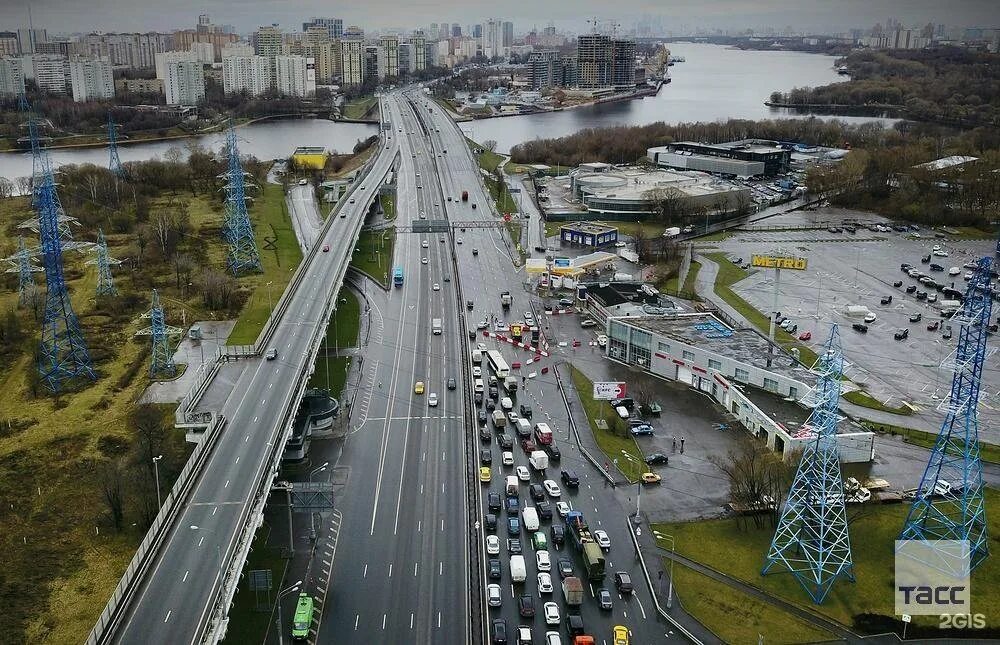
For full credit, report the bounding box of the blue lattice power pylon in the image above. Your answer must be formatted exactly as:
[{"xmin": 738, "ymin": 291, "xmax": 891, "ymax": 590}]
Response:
[
  {"xmin": 86, "ymin": 228, "xmax": 120, "ymax": 297},
  {"xmin": 762, "ymin": 324, "xmax": 855, "ymax": 603},
  {"xmin": 136, "ymin": 289, "xmax": 183, "ymax": 379},
  {"xmin": 221, "ymin": 122, "xmax": 262, "ymax": 275},
  {"xmin": 3, "ymin": 236, "xmax": 42, "ymax": 307},
  {"xmin": 35, "ymin": 159, "xmax": 96, "ymax": 391},
  {"xmin": 898, "ymin": 256, "xmax": 994, "ymax": 575},
  {"xmin": 106, "ymin": 112, "xmax": 126, "ymax": 178}
]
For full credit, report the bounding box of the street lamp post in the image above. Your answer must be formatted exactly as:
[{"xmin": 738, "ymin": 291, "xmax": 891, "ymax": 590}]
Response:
[
  {"xmin": 266, "ymin": 281, "xmax": 274, "ymax": 313},
  {"xmin": 661, "ymin": 533, "xmax": 676, "ymax": 609},
  {"xmin": 275, "ymin": 580, "xmax": 303, "ymax": 645},
  {"xmin": 309, "ymin": 462, "xmax": 329, "ymax": 541},
  {"xmin": 619, "ymin": 450, "xmax": 642, "ymax": 522},
  {"xmin": 152, "ymin": 454, "xmax": 163, "ymax": 510}
]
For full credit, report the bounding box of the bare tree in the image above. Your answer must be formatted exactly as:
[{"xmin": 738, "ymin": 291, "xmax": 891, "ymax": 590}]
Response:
[
  {"xmin": 711, "ymin": 436, "xmax": 795, "ymax": 529},
  {"xmin": 130, "ymin": 404, "xmax": 167, "ymax": 488},
  {"xmin": 196, "ymin": 268, "xmax": 238, "ymax": 310},
  {"xmin": 101, "ymin": 459, "xmax": 126, "ymax": 531},
  {"xmin": 0, "ymin": 176, "xmax": 14, "ymax": 199},
  {"xmin": 483, "ymin": 139, "xmax": 498, "ymax": 152}
]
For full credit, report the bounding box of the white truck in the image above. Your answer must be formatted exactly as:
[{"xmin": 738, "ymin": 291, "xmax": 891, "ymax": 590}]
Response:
[
  {"xmin": 492, "ymin": 410, "xmax": 507, "ymax": 429},
  {"xmin": 844, "ymin": 305, "xmax": 870, "ymax": 318},
  {"xmin": 471, "ymin": 349, "xmax": 483, "ymax": 364},
  {"xmin": 663, "ymin": 226, "xmax": 681, "ymax": 238},
  {"xmin": 432, "ymin": 318, "xmax": 442, "ymax": 335},
  {"xmin": 510, "ymin": 555, "xmax": 526, "ymax": 582},
  {"xmin": 522, "ymin": 506, "xmax": 539, "ymax": 531},
  {"xmin": 528, "ymin": 451, "xmax": 549, "ymax": 472}
]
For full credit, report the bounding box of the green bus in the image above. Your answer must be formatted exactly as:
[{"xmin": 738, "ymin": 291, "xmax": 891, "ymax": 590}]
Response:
[{"xmin": 291, "ymin": 592, "xmax": 315, "ymax": 641}]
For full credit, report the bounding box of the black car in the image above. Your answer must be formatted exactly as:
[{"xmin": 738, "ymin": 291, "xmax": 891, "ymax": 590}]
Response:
[
  {"xmin": 921, "ymin": 254, "xmax": 931, "ymax": 264},
  {"xmin": 489, "ymin": 386, "xmax": 499, "ymax": 400},
  {"xmin": 614, "ymin": 571, "xmax": 634, "ymax": 595},
  {"xmin": 852, "ymin": 323, "xmax": 868, "ymax": 333},
  {"xmin": 467, "ymin": 300, "xmax": 474, "ymax": 310},
  {"xmin": 485, "ymin": 513, "xmax": 497, "ymax": 531},
  {"xmin": 646, "ymin": 452, "xmax": 669, "ymax": 465},
  {"xmin": 486, "ymin": 399, "xmax": 496, "ymax": 412},
  {"xmin": 930, "ymin": 263, "xmax": 944, "ymax": 272},
  {"xmin": 529, "ymin": 483, "xmax": 546, "ymax": 502},
  {"xmin": 498, "ymin": 433, "xmax": 513, "ymax": 450},
  {"xmin": 893, "ymin": 281, "xmax": 903, "ymax": 288},
  {"xmin": 597, "ymin": 588, "xmax": 613, "ymax": 610},
  {"xmin": 543, "ymin": 443, "xmax": 561, "ymax": 461},
  {"xmin": 534, "ymin": 246, "xmax": 546, "ymax": 252},
  {"xmin": 518, "ymin": 594, "xmax": 535, "ymax": 617},
  {"xmin": 507, "ymin": 538, "xmax": 522, "ymax": 555},
  {"xmin": 537, "ymin": 501, "xmax": 553, "ymax": 521},
  {"xmin": 491, "ymin": 618, "xmax": 507, "ymax": 645},
  {"xmin": 895, "ymin": 328, "xmax": 910, "ymax": 340},
  {"xmin": 447, "ymin": 377, "xmax": 457, "ymax": 390},
  {"xmin": 900, "ymin": 263, "xmax": 912, "ymax": 271},
  {"xmin": 475, "ymin": 392, "xmax": 484, "ymax": 406},
  {"xmin": 906, "ymin": 285, "xmax": 918, "ymax": 294},
  {"xmin": 506, "ymin": 494, "xmax": 519, "ymax": 511},
  {"xmin": 488, "ymin": 558, "xmax": 502, "ymax": 580},
  {"xmin": 557, "ymin": 559, "xmax": 574, "ymax": 578},
  {"xmin": 916, "ymin": 291, "xmax": 928, "ymax": 301},
  {"xmin": 478, "ymin": 410, "xmax": 487, "ymax": 425},
  {"xmin": 566, "ymin": 614, "xmax": 585, "ymax": 636},
  {"xmin": 481, "ymin": 449, "xmax": 492, "ymax": 465},
  {"xmin": 561, "ymin": 469, "xmax": 580, "ymax": 488},
  {"xmin": 880, "ymin": 295, "xmax": 893, "ymax": 305},
  {"xmin": 909, "ymin": 312, "xmax": 922, "ymax": 323},
  {"xmin": 507, "ymin": 517, "xmax": 520, "ymax": 535},
  {"xmin": 480, "ymin": 426, "xmax": 491, "ymax": 442},
  {"xmin": 551, "ymin": 524, "xmax": 565, "ymax": 546},
  {"xmin": 488, "ymin": 492, "xmax": 501, "ymax": 512},
  {"xmin": 610, "ymin": 397, "xmax": 635, "ymax": 411},
  {"xmin": 519, "ymin": 404, "xmax": 532, "ymax": 418}
]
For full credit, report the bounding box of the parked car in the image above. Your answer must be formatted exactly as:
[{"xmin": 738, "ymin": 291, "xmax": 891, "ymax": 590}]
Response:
[
  {"xmin": 852, "ymin": 323, "xmax": 869, "ymax": 333},
  {"xmin": 928, "ymin": 321, "xmax": 940, "ymax": 331},
  {"xmin": 646, "ymin": 453, "xmax": 669, "ymax": 465},
  {"xmin": 798, "ymin": 331, "xmax": 812, "ymax": 341},
  {"xmin": 880, "ymin": 295, "xmax": 893, "ymax": 305},
  {"xmin": 909, "ymin": 312, "xmax": 922, "ymax": 323},
  {"xmin": 893, "ymin": 281, "xmax": 903, "ymax": 288},
  {"xmin": 905, "ymin": 285, "xmax": 917, "ymax": 294},
  {"xmin": 895, "ymin": 328, "xmax": 910, "ymax": 340}
]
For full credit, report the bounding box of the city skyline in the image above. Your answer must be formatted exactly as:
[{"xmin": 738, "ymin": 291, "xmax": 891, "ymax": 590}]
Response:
[{"xmin": 2, "ymin": 0, "xmax": 998, "ymax": 36}]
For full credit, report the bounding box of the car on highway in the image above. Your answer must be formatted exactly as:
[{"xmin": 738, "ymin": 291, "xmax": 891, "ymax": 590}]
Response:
[
  {"xmin": 298, "ymin": 178, "xmax": 308, "ymax": 185},
  {"xmin": 498, "ymin": 434, "xmax": 513, "ymax": 450},
  {"xmin": 428, "ymin": 392, "xmax": 438, "ymax": 407},
  {"xmin": 421, "ymin": 240, "xmax": 429, "ymax": 248},
  {"xmin": 543, "ymin": 480, "xmax": 561, "ymax": 498},
  {"xmin": 480, "ymin": 467, "xmax": 491, "ymax": 483},
  {"xmin": 478, "ymin": 409, "xmax": 487, "ymax": 424},
  {"xmin": 491, "ymin": 618, "xmax": 507, "ymax": 645},
  {"xmin": 535, "ymin": 550, "xmax": 552, "ymax": 571},
  {"xmin": 322, "ymin": 244, "xmax": 329, "ymax": 252},
  {"xmin": 432, "ymin": 283, "xmax": 440, "ymax": 291},
  {"xmin": 485, "ymin": 513, "xmax": 497, "ymax": 531},
  {"xmin": 560, "ymin": 469, "xmax": 579, "ymax": 488},
  {"xmin": 555, "ymin": 501, "xmax": 571, "ymax": 518},
  {"xmin": 414, "ymin": 381, "xmax": 424, "ymax": 394},
  {"xmin": 895, "ymin": 328, "xmax": 910, "ymax": 341},
  {"xmin": 421, "ymin": 257, "xmax": 428, "ymax": 264},
  {"xmin": 598, "ymin": 588, "xmax": 613, "ymax": 610},
  {"xmin": 519, "ymin": 403, "xmax": 532, "ymax": 418},
  {"xmin": 880, "ymin": 295, "xmax": 893, "ymax": 305},
  {"xmin": 457, "ymin": 237, "xmax": 462, "ymax": 244},
  {"xmin": 906, "ymin": 285, "xmax": 917, "ymax": 293},
  {"xmin": 447, "ymin": 377, "xmax": 456, "ymax": 390},
  {"xmin": 506, "ymin": 537, "xmax": 522, "ymax": 554},
  {"xmin": 516, "ymin": 466, "xmax": 530, "ymax": 481},
  {"xmin": 641, "ymin": 472, "xmax": 662, "ymax": 484},
  {"xmin": 488, "ymin": 492, "xmax": 501, "ymax": 511},
  {"xmin": 488, "ymin": 558, "xmax": 501, "ymax": 580},
  {"xmin": 559, "ymin": 298, "xmax": 575, "ymax": 307},
  {"xmin": 518, "ymin": 594, "xmax": 535, "ymax": 617},
  {"xmin": 487, "ymin": 584, "xmax": 502, "ymax": 607},
  {"xmin": 613, "ymin": 625, "xmax": 630, "ymax": 645},
  {"xmin": 543, "ymin": 602, "xmax": 560, "ymax": 626},
  {"xmin": 596, "ymin": 334, "xmax": 608, "ymax": 347},
  {"xmin": 550, "ymin": 524, "xmax": 564, "ymax": 546},
  {"xmin": 594, "ymin": 530, "xmax": 611, "ymax": 551},
  {"xmin": 933, "ymin": 249, "xmax": 949, "ymax": 257},
  {"xmin": 473, "ymin": 248, "xmax": 479, "ymax": 255},
  {"xmin": 544, "ymin": 632, "xmax": 561, "ymax": 645},
  {"xmin": 852, "ymin": 323, "xmax": 869, "ymax": 333},
  {"xmin": 538, "ymin": 572, "xmax": 553, "ymax": 594},
  {"xmin": 265, "ymin": 348, "xmax": 278, "ymax": 360},
  {"xmin": 532, "ymin": 530, "xmax": 548, "ymax": 550},
  {"xmin": 529, "ymin": 483, "xmax": 545, "ymax": 502},
  {"xmin": 502, "ymin": 451, "xmax": 514, "ymax": 466},
  {"xmin": 580, "ymin": 319, "xmax": 597, "ymax": 327},
  {"xmin": 486, "ymin": 534, "xmax": 500, "ymax": 555},
  {"xmin": 507, "ymin": 517, "xmax": 520, "ymax": 536},
  {"xmin": 477, "ymin": 320, "xmax": 489, "ymax": 330},
  {"xmin": 506, "ymin": 497, "xmax": 519, "ymax": 513},
  {"xmin": 481, "ymin": 449, "xmax": 492, "ymax": 465},
  {"xmin": 473, "ymin": 366, "xmax": 483, "ymax": 377},
  {"xmin": 928, "ymin": 321, "xmax": 940, "ymax": 331},
  {"xmin": 615, "ymin": 571, "xmax": 634, "ymax": 595}
]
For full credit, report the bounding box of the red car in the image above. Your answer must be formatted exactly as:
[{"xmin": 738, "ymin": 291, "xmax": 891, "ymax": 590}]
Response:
[
  {"xmin": 798, "ymin": 331, "xmax": 812, "ymax": 341},
  {"xmin": 322, "ymin": 244, "xmax": 330, "ymax": 252}
]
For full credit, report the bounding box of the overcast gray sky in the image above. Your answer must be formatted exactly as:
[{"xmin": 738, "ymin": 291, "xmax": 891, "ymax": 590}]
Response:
[{"xmin": 2, "ymin": 0, "xmax": 997, "ymax": 36}]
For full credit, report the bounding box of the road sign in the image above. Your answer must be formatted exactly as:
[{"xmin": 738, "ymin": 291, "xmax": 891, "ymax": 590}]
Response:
[
  {"xmin": 593, "ymin": 381, "xmax": 626, "ymax": 400},
  {"xmin": 553, "ymin": 258, "xmax": 571, "ymax": 268},
  {"xmin": 751, "ymin": 254, "xmax": 808, "ymax": 270}
]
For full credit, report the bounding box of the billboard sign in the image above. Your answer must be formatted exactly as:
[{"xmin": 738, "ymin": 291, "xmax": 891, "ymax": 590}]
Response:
[
  {"xmin": 593, "ymin": 381, "xmax": 626, "ymax": 400},
  {"xmin": 553, "ymin": 258, "xmax": 571, "ymax": 268},
  {"xmin": 751, "ymin": 254, "xmax": 808, "ymax": 270}
]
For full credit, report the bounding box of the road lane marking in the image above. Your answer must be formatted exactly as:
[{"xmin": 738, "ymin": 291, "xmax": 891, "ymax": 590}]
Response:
[
  {"xmin": 414, "ymin": 562, "xmax": 418, "ymax": 576},
  {"xmin": 164, "ymin": 610, "xmax": 171, "ymax": 623},
  {"xmin": 388, "ymin": 563, "xmax": 392, "ymax": 578},
  {"xmin": 382, "ymin": 614, "xmax": 387, "ymax": 630},
  {"xmin": 212, "ymin": 506, "xmax": 217, "ymax": 516},
  {"xmin": 410, "ymin": 613, "xmax": 414, "ymax": 629},
  {"xmin": 225, "ymin": 480, "xmax": 230, "ymax": 488},
  {"xmin": 439, "ymin": 561, "xmax": 443, "ymax": 575},
  {"xmin": 354, "ymin": 615, "xmax": 359, "ymax": 630},
  {"xmin": 253, "ymin": 416, "xmax": 258, "ymax": 423},
  {"xmin": 182, "ymin": 571, "xmax": 189, "ymax": 582},
  {"xmin": 198, "ymin": 536, "xmax": 205, "ymax": 547},
  {"xmin": 244, "ymin": 435, "xmax": 249, "ymax": 442},
  {"xmin": 363, "ymin": 564, "xmax": 367, "ymax": 578}
]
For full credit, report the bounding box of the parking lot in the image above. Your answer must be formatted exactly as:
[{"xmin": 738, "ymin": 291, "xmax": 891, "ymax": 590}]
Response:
[{"xmin": 712, "ymin": 209, "xmax": 1000, "ymax": 443}]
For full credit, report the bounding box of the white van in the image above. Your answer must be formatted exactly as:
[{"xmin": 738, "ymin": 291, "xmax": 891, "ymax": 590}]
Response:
[
  {"xmin": 506, "ymin": 475, "xmax": 519, "ymax": 497},
  {"xmin": 615, "ymin": 405, "xmax": 630, "ymax": 420},
  {"xmin": 522, "ymin": 507, "xmax": 539, "ymax": 531},
  {"xmin": 510, "ymin": 555, "xmax": 526, "ymax": 582},
  {"xmin": 516, "ymin": 418, "xmax": 531, "ymax": 435},
  {"xmin": 500, "ymin": 397, "xmax": 513, "ymax": 411},
  {"xmin": 471, "ymin": 349, "xmax": 483, "ymax": 364},
  {"xmin": 474, "ymin": 378, "xmax": 484, "ymax": 393}
]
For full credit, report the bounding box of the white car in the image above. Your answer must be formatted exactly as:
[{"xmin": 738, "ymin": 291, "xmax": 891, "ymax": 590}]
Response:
[
  {"xmin": 487, "ymin": 583, "xmax": 502, "ymax": 607},
  {"xmin": 537, "ymin": 572, "xmax": 553, "ymax": 594},
  {"xmin": 502, "ymin": 451, "xmax": 514, "ymax": 466},
  {"xmin": 457, "ymin": 237, "xmax": 463, "ymax": 244},
  {"xmin": 477, "ymin": 320, "xmax": 488, "ymax": 330},
  {"xmin": 864, "ymin": 313, "xmax": 876, "ymax": 323},
  {"xmin": 486, "ymin": 534, "xmax": 500, "ymax": 555},
  {"xmin": 428, "ymin": 393, "xmax": 438, "ymax": 407},
  {"xmin": 933, "ymin": 250, "xmax": 949, "ymax": 257},
  {"xmin": 421, "ymin": 240, "xmax": 429, "ymax": 248},
  {"xmin": 932, "ymin": 244, "xmax": 941, "ymax": 251},
  {"xmin": 473, "ymin": 366, "xmax": 482, "ymax": 377},
  {"xmin": 298, "ymin": 178, "xmax": 307, "ymax": 185},
  {"xmin": 965, "ymin": 272, "xmax": 974, "ymax": 280},
  {"xmin": 543, "ymin": 480, "xmax": 561, "ymax": 498},
  {"xmin": 477, "ymin": 343, "xmax": 488, "ymax": 352},
  {"xmin": 614, "ymin": 241, "xmax": 627, "ymax": 248},
  {"xmin": 432, "ymin": 283, "xmax": 440, "ymax": 291},
  {"xmin": 949, "ymin": 267, "xmax": 961, "ymax": 275},
  {"xmin": 555, "ymin": 501, "xmax": 571, "ymax": 517},
  {"xmin": 507, "ymin": 411, "xmax": 519, "ymax": 424},
  {"xmin": 543, "ymin": 601, "xmax": 560, "ymax": 626},
  {"xmin": 500, "ymin": 397, "xmax": 513, "ymax": 411},
  {"xmin": 536, "ymin": 550, "xmax": 551, "ymax": 572},
  {"xmin": 594, "ymin": 529, "xmax": 611, "ymax": 551},
  {"xmin": 545, "ymin": 633, "xmax": 562, "ymax": 645},
  {"xmin": 421, "ymin": 257, "xmax": 428, "ymax": 264},
  {"xmin": 516, "ymin": 466, "xmax": 530, "ymax": 482},
  {"xmin": 596, "ymin": 334, "xmax": 608, "ymax": 348},
  {"xmin": 580, "ymin": 320, "xmax": 597, "ymax": 328}
]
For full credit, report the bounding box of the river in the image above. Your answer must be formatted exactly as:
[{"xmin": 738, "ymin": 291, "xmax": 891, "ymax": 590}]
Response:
[{"xmin": 1, "ymin": 43, "xmax": 893, "ymax": 179}]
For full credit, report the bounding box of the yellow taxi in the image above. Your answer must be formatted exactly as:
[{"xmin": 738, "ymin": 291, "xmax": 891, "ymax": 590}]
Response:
[
  {"xmin": 479, "ymin": 467, "xmax": 492, "ymax": 483},
  {"xmin": 613, "ymin": 625, "xmax": 630, "ymax": 645},
  {"xmin": 414, "ymin": 381, "xmax": 424, "ymax": 394},
  {"xmin": 641, "ymin": 472, "xmax": 662, "ymax": 485}
]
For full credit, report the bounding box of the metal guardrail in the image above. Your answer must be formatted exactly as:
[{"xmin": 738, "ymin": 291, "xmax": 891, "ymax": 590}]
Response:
[
  {"xmin": 92, "ymin": 135, "xmax": 393, "ymax": 645},
  {"xmin": 86, "ymin": 413, "xmax": 227, "ymax": 645}
]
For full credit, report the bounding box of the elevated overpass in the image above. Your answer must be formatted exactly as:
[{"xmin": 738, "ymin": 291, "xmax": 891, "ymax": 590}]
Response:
[{"xmin": 87, "ymin": 102, "xmax": 403, "ymax": 645}]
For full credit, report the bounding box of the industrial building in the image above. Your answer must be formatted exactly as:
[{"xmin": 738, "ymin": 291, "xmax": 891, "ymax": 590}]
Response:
[
  {"xmin": 647, "ymin": 140, "xmax": 792, "ymax": 177},
  {"xmin": 600, "ymin": 312, "xmax": 875, "ymax": 463},
  {"xmin": 559, "ymin": 222, "xmax": 619, "ymax": 248},
  {"xmin": 291, "ymin": 146, "xmax": 329, "ymax": 170},
  {"xmin": 566, "ymin": 165, "xmax": 751, "ymax": 219}
]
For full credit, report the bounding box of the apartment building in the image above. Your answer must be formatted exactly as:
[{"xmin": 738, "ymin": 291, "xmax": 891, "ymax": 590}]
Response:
[
  {"xmin": 165, "ymin": 59, "xmax": 205, "ymax": 105},
  {"xmin": 378, "ymin": 35, "xmax": 399, "ymax": 79},
  {"xmin": 69, "ymin": 56, "xmax": 114, "ymax": 102},
  {"xmin": 155, "ymin": 50, "xmax": 198, "ymax": 80},
  {"xmin": 340, "ymin": 37, "xmax": 365, "ymax": 85},
  {"xmin": 274, "ymin": 55, "xmax": 315, "ymax": 97},
  {"xmin": 222, "ymin": 55, "xmax": 270, "ymax": 96},
  {"xmin": 0, "ymin": 56, "xmax": 25, "ymax": 97}
]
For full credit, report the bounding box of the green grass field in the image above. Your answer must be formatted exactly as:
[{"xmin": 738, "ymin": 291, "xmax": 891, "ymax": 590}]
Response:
[
  {"xmin": 380, "ymin": 193, "xmax": 396, "ymax": 221},
  {"xmin": 843, "ymin": 389, "xmax": 913, "ymax": 415},
  {"xmin": 350, "ymin": 229, "xmax": 396, "ymax": 287},
  {"xmin": 661, "ymin": 260, "xmax": 702, "ymax": 297},
  {"xmin": 653, "ymin": 486, "xmax": 1000, "ymax": 635},
  {"xmin": 568, "ymin": 366, "xmax": 648, "ymax": 481},
  {"xmin": 342, "ymin": 96, "xmax": 377, "ymax": 120},
  {"xmin": 222, "ymin": 527, "xmax": 289, "ymax": 645},
  {"xmin": 227, "ymin": 183, "xmax": 304, "ymax": 345},
  {"xmin": 466, "ymin": 137, "xmax": 505, "ymax": 174},
  {"xmin": 704, "ymin": 252, "xmax": 819, "ymax": 367}
]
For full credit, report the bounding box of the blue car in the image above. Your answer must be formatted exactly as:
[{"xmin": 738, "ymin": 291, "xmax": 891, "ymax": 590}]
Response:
[
  {"xmin": 507, "ymin": 517, "xmax": 520, "ymax": 536},
  {"xmin": 630, "ymin": 424, "xmax": 654, "ymax": 436}
]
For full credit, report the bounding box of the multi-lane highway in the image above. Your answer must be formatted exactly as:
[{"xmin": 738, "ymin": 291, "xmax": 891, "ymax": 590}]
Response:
[{"xmin": 109, "ymin": 115, "xmax": 397, "ymax": 644}]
